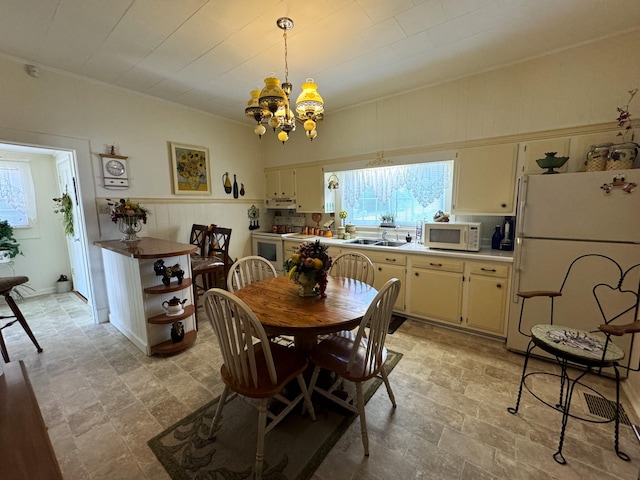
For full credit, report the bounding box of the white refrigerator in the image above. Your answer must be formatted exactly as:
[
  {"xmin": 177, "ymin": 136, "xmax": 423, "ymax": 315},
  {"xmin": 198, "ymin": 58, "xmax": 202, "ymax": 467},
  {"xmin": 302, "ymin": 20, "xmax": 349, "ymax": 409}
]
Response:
[{"xmin": 506, "ymin": 170, "xmax": 640, "ymax": 370}]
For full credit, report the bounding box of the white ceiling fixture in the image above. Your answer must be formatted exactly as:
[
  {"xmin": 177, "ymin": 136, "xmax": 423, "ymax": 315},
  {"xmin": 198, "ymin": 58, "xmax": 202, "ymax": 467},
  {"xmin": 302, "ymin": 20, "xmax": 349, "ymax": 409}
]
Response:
[{"xmin": 245, "ymin": 17, "xmax": 324, "ymax": 144}]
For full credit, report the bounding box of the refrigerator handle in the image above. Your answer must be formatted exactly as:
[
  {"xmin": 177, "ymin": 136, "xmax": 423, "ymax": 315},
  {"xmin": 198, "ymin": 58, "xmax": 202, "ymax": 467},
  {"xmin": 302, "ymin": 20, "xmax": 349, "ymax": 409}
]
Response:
[
  {"xmin": 515, "ymin": 175, "xmax": 528, "ymax": 239},
  {"xmin": 512, "ymin": 237, "xmax": 523, "ymax": 304},
  {"xmin": 511, "ymin": 175, "xmax": 528, "ymax": 304}
]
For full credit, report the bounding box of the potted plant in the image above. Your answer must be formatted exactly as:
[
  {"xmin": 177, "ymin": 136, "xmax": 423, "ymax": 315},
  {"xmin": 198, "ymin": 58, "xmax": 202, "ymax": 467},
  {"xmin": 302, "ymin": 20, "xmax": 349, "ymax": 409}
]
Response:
[
  {"xmin": 53, "ymin": 193, "xmax": 74, "ymax": 236},
  {"xmin": 0, "ymin": 220, "xmax": 22, "ymax": 262},
  {"xmin": 379, "ymin": 214, "xmax": 395, "ymax": 228}
]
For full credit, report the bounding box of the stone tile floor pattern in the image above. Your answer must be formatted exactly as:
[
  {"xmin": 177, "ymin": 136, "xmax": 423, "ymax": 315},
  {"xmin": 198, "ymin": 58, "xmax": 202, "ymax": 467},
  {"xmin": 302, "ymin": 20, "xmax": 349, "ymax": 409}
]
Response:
[{"xmin": 2, "ymin": 292, "xmax": 640, "ymax": 479}]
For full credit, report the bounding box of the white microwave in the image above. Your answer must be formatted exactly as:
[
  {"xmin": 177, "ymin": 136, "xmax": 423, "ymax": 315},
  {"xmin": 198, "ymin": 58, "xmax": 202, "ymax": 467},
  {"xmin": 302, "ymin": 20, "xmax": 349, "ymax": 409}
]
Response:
[{"xmin": 424, "ymin": 222, "xmax": 481, "ymax": 251}]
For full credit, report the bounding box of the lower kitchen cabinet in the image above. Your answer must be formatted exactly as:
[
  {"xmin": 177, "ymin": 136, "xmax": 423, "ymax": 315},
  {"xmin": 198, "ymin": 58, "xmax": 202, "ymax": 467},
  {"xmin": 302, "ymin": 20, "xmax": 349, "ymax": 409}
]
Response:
[
  {"xmin": 408, "ymin": 255, "xmax": 511, "ymax": 337},
  {"xmin": 365, "ymin": 250, "xmax": 406, "ymax": 311},
  {"xmin": 465, "ymin": 262, "xmax": 509, "ymax": 335},
  {"xmin": 409, "ymin": 257, "xmax": 463, "ymax": 324}
]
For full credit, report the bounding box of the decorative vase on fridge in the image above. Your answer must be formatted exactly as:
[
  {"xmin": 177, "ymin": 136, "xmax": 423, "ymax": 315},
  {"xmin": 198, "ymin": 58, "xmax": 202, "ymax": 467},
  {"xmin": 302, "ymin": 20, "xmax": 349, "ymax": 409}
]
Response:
[{"xmin": 606, "ymin": 142, "xmax": 637, "ymax": 171}]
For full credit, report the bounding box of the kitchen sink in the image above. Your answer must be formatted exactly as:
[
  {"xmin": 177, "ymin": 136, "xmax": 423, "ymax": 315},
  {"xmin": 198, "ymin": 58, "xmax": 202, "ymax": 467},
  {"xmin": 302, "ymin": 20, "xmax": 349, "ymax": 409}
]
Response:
[
  {"xmin": 345, "ymin": 238, "xmax": 407, "ymax": 247},
  {"xmin": 347, "ymin": 238, "xmax": 382, "ymax": 245},
  {"xmin": 375, "ymin": 240, "xmax": 407, "ymax": 247}
]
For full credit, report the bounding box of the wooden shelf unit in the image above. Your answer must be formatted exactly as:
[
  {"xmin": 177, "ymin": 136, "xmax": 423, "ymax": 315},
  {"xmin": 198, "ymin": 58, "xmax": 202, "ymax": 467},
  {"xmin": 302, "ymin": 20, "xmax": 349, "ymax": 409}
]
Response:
[{"xmin": 150, "ymin": 330, "xmax": 197, "ymax": 355}]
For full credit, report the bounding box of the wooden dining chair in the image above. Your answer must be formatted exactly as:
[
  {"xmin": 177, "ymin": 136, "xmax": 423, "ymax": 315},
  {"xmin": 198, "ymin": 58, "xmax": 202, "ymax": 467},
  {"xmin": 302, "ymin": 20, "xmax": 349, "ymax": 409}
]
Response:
[
  {"xmin": 307, "ymin": 277, "xmax": 401, "ymax": 456},
  {"xmin": 227, "ymin": 255, "xmax": 277, "ymax": 293},
  {"xmin": 330, "ymin": 251, "xmax": 375, "ymax": 286},
  {"xmin": 188, "ymin": 223, "xmax": 210, "ymax": 257},
  {"xmin": 202, "ymin": 288, "xmax": 316, "ymax": 480},
  {"xmin": 191, "ymin": 225, "xmax": 232, "ymax": 327}
]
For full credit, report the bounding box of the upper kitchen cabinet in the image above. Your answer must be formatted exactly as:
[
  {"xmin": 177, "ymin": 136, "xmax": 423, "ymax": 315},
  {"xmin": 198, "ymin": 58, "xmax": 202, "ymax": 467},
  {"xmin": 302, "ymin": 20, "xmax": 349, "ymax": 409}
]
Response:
[
  {"xmin": 519, "ymin": 137, "xmax": 571, "ymax": 175},
  {"xmin": 296, "ymin": 165, "xmax": 334, "ymax": 213},
  {"xmin": 265, "ymin": 169, "xmax": 296, "ymax": 199},
  {"xmin": 453, "ymin": 143, "xmax": 517, "ymax": 215}
]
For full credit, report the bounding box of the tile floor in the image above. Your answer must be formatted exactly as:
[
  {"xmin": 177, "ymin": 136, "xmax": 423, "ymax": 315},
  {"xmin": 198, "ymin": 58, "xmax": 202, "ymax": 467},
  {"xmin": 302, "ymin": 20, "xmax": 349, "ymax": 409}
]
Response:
[{"xmin": 3, "ymin": 292, "xmax": 640, "ymax": 479}]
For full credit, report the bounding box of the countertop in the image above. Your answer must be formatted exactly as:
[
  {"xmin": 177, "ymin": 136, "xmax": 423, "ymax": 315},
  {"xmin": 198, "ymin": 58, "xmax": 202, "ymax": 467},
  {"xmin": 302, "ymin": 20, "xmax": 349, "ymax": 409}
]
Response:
[
  {"xmin": 94, "ymin": 237, "xmax": 198, "ymax": 259},
  {"xmin": 282, "ymin": 234, "xmax": 514, "ymax": 263}
]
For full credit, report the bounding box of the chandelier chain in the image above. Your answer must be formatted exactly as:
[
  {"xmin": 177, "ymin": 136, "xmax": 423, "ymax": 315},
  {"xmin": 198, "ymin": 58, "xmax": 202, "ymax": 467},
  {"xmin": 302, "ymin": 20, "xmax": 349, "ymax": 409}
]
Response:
[{"xmin": 283, "ymin": 30, "xmax": 289, "ymax": 85}]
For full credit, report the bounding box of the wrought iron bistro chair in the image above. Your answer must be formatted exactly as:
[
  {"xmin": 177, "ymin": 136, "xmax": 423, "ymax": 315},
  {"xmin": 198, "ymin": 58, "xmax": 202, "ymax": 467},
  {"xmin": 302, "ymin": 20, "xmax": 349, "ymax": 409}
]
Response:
[
  {"xmin": 0, "ymin": 276, "xmax": 43, "ymax": 362},
  {"xmin": 190, "ymin": 224, "xmax": 233, "ymax": 326},
  {"xmin": 329, "ymin": 251, "xmax": 375, "ymax": 286},
  {"xmin": 202, "ymin": 288, "xmax": 316, "ymax": 480},
  {"xmin": 307, "ymin": 278, "xmax": 401, "ymax": 456},
  {"xmin": 508, "ymin": 254, "xmax": 640, "ymax": 465}
]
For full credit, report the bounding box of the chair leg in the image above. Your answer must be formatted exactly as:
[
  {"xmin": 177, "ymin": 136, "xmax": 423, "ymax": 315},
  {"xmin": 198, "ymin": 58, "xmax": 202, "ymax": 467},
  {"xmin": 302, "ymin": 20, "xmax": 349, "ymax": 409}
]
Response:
[
  {"xmin": 508, "ymin": 340, "xmax": 535, "ymax": 415},
  {"xmin": 296, "ymin": 374, "xmax": 316, "ymax": 421},
  {"xmin": 355, "ymin": 381, "xmax": 369, "ymax": 456},
  {"xmin": 255, "ymin": 398, "xmax": 268, "ymax": 480},
  {"xmin": 303, "ymin": 365, "xmax": 322, "ymax": 415},
  {"xmin": 2, "ymin": 291, "xmax": 43, "ymax": 361},
  {"xmin": 613, "ymin": 365, "xmax": 630, "ymax": 461},
  {"xmin": 379, "ymin": 365, "xmax": 396, "ymax": 407},
  {"xmin": 209, "ymin": 386, "xmax": 229, "ymax": 439},
  {"xmin": 0, "ymin": 330, "xmax": 9, "ymax": 363}
]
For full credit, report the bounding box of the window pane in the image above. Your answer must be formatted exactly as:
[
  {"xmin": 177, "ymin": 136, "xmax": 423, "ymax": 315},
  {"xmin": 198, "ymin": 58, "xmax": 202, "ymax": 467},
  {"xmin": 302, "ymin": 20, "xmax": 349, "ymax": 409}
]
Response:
[
  {"xmin": 338, "ymin": 161, "xmax": 453, "ymax": 226},
  {"xmin": 0, "ymin": 162, "xmax": 33, "ymax": 227}
]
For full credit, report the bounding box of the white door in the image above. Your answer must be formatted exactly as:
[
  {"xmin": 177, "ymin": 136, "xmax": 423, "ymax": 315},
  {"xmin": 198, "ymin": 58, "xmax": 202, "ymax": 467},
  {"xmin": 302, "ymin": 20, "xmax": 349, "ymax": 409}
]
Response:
[{"xmin": 56, "ymin": 154, "xmax": 91, "ymax": 299}]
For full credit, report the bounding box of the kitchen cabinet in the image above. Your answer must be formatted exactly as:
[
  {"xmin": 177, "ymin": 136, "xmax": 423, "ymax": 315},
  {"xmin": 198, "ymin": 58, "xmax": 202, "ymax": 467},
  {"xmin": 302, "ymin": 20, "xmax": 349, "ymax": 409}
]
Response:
[
  {"xmin": 408, "ymin": 257, "xmax": 463, "ymax": 324},
  {"xmin": 407, "ymin": 256, "xmax": 511, "ymax": 337},
  {"xmin": 265, "ymin": 168, "xmax": 296, "ymax": 199},
  {"xmin": 464, "ymin": 262, "xmax": 509, "ymax": 335},
  {"xmin": 365, "ymin": 250, "xmax": 406, "ymax": 311},
  {"xmin": 519, "ymin": 138, "xmax": 571, "ymax": 175},
  {"xmin": 453, "ymin": 143, "xmax": 517, "ymax": 215},
  {"xmin": 296, "ymin": 165, "xmax": 334, "ymax": 213}
]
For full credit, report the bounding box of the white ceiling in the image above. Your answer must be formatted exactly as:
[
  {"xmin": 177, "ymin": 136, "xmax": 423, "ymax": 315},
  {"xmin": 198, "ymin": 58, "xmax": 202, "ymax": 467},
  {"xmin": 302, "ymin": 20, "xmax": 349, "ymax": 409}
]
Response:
[{"xmin": 2, "ymin": 0, "xmax": 640, "ymax": 125}]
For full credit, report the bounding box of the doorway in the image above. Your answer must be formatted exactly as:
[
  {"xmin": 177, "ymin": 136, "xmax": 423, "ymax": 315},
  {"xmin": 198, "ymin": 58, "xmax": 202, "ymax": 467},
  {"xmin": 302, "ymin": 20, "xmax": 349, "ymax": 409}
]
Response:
[{"xmin": 0, "ymin": 141, "xmax": 95, "ymax": 317}]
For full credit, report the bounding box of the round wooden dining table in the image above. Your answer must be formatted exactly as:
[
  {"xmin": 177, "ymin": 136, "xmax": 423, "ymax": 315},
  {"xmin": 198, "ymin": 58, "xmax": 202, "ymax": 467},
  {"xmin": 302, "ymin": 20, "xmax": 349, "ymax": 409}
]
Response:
[{"xmin": 234, "ymin": 275, "xmax": 378, "ymax": 351}]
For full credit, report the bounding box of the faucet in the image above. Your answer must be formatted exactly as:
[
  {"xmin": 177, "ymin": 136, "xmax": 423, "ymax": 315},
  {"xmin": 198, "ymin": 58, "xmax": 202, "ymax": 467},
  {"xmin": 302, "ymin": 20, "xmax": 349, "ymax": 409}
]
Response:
[{"xmin": 381, "ymin": 230, "xmax": 388, "ymax": 241}]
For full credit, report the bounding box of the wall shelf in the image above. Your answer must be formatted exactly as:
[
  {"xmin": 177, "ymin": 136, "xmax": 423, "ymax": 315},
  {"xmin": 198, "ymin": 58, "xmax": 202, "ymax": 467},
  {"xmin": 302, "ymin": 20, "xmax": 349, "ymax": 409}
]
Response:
[
  {"xmin": 144, "ymin": 278, "xmax": 192, "ymax": 294},
  {"xmin": 147, "ymin": 305, "xmax": 195, "ymax": 324},
  {"xmin": 150, "ymin": 330, "xmax": 197, "ymax": 355}
]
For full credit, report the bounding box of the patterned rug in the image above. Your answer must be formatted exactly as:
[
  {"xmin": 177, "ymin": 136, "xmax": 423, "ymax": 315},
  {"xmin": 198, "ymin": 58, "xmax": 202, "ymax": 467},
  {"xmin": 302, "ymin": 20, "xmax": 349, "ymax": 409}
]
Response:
[{"xmin": 148, "ymin": 350, "xmax": 402, "ymax": 480}]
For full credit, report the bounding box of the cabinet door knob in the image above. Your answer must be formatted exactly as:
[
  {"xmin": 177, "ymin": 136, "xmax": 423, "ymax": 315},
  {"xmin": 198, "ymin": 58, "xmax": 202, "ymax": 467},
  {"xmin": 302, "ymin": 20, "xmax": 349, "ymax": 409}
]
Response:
[
  {"xmin": 501, "ymin": 203, "xmax": 507, "ymax": 208},
  {"xmin": 378, "ymin": 267, "xmax": 382, "ymax": 271},
  {"xmin": 496, "ymin": 283, "xmax": 502, "ymax": 288},
  {"xmin": 414, "ymin": 272, "xmax": 419, "ymax": 276}
]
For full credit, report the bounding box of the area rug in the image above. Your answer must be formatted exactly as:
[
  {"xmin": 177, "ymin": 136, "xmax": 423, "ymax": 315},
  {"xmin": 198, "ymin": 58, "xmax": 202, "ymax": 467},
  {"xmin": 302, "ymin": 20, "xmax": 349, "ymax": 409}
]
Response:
[{"xmin": 148, "ymin": 350, "xmax": 402, "ymax": 480}]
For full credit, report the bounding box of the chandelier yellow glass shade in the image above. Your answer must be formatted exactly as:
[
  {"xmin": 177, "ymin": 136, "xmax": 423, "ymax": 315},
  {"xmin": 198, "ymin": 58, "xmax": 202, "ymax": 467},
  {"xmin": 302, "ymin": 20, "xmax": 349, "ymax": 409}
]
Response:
[
  {"xmin": 259, "ymin": 77, "xmax": 288, "ymax": 114},
  {"xmin": 245, "ymin": 90, "xmax": 270, "ymax": 121},
  {"xmin": 295, "ymin": 78, "xmax": 324, "ymax": 119}
]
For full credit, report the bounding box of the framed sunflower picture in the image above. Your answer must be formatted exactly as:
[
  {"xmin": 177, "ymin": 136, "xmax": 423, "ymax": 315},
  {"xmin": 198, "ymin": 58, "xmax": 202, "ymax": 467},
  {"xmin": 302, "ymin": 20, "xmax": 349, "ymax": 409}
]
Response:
[{"xmin": 169, "ymin": 142, "xmax": 211, "ymax": 195}]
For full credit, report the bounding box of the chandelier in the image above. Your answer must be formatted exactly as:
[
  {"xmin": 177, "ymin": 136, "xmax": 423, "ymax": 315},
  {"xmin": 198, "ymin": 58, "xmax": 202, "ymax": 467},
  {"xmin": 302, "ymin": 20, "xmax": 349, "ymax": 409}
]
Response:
[{"xmin": 245, "ymin": 17, "xmax": 324, "ymax": 144}]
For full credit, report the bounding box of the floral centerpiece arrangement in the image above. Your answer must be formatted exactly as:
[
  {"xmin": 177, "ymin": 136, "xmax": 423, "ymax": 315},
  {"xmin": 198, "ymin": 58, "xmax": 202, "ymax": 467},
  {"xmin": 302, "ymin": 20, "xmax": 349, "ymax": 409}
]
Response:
[
  {"xmin": 108, "ymin": 198, "xmax": 149, "ymax": 243},
  {"xmin": 284, "ymin": 240, "xmax": 332, "ymax": 297}
]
